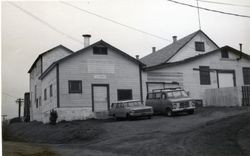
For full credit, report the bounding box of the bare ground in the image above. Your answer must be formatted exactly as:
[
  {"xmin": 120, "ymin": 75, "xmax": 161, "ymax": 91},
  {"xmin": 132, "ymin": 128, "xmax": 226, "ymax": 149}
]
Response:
[{"xmin": 3, "ymin": 107, "xmax": 250, "ymax": 156}]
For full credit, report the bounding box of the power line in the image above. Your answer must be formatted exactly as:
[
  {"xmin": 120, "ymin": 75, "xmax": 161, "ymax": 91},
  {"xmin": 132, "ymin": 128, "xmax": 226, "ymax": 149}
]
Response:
[
  {"xmin": 2, "ymin": 92, "xmax": 19, "ymax": 99},
  {"xmin": 198, "ymin": 0, "xmax": 250, "ymax": 8},
  {"xmin": 60, "ymin": 1, "xmax": 170, "ymax": 42},
  {"xmin": 166, "ymin": 0, "xmax": 250, "ymax": 18},
  {"xmin": 60, "ymin": 1, "xmax": 196, "ymax": 50},
  {"xmin": 8, "ymin": 2, "xmax": 82, "ymax": 45}
]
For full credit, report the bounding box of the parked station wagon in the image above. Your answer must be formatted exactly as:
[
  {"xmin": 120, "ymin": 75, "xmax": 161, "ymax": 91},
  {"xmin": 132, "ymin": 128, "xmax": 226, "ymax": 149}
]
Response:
[
  {"xmin": 145, "ymin": 88, "xmax": 195, "ymax": 116},
  {"xmin": 110, "ymin": 100, "xmax": 154, "ymax": 120}
]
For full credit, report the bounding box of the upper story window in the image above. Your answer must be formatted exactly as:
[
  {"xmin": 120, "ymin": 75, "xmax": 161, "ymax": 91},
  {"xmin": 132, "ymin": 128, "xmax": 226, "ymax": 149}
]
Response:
[
  {"xmin": 44, "ymin": 88, "xmax": 47, "ymax": 100},
  {"xmin": 195, "ymin": 42, "xmax": 205, "ymax": 52},
  {"xmin": 50, "ymin": 84, "xmax": 53, "ymax": 97},
  {"xmin": 68, "ymin": 80, "xmax": 82, "ymax": 93},
  {"xmin": 93, "ymin": 46, "xmax": 108, "ymax": 55},
  {"xmin": 199, "ymin": 66, "xmax": 211, "ymax": 85},
  {"xmin": 221, "ymin": 49, "xmax": 229, "ymax": 58}
]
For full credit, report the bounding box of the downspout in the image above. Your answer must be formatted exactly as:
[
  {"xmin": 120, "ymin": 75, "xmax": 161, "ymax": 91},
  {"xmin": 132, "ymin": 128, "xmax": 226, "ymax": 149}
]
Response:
[
  {"xmin": 56, "ymin": 63, "xmax": 60, "ymax": 108},
  {"xmin": 139, "ymin": 64, "xmax": 143, "ymax": 102}
]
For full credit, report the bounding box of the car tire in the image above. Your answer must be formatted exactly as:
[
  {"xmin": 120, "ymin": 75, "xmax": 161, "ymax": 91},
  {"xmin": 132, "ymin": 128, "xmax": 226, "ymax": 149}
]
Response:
[
  {"xmin": 126, "ymin": 114, "xmax": 132, "ymax": 120},
  {"xmin": 165, "ymin": 108, "xmax": 173, "ymax": 117},
  {"xmin": 148, "ymin": 115, "xmax": 152, "ymax": 119},
  {"xmin": 188, "ymin": 109, "xmax": 194, "ymax": 115}
]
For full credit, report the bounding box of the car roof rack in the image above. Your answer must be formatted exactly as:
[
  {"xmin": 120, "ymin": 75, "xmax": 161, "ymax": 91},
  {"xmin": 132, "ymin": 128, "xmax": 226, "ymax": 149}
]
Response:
[{"xmin": 152, "ymin": 87, "xmax": 182, "ymax": 92}]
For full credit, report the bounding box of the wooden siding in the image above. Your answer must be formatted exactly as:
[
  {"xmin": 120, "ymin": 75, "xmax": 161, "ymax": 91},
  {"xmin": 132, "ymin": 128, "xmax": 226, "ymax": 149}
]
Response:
[
  {"xmin": 169, "ymin": 32, "xmax": 218, "ymax": 62},
  {"xmin": 59, "ymin": 46, "xmax": 142, "ymax": 108},
  {"xmin": 148, "ymin": 50, "xmax": 250, "ymax": 104},
  {"xmin": 41, "ymin": 67, "xmax": 57, "ymax": 115},
  {"xmin": 204, "ymin": 87, "xmax": 241, "ymax": 106},
  {"xmin": 42, "ymin": 47, "xmax": 72, "ymax": 72},
  {"xmin": 29, "ymin": 58, "xmax": 42, "ymax": 121}
]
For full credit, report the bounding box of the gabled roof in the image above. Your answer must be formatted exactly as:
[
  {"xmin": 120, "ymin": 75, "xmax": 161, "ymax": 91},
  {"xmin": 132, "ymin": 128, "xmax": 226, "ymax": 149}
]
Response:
[
  {"xmin": 145, "ymin": 46, "xmax": 250, "ymax": 71},
  {"xmin": 28, "ymin": 45, "xmax": 74, "ymax": 73},
  {"xmin": 39, "ymin": 40, "xmax": 145, "ymax": 79},
  {"xmin": 140, "ymin": 30, "xmax": 219, "ymax": 67}
]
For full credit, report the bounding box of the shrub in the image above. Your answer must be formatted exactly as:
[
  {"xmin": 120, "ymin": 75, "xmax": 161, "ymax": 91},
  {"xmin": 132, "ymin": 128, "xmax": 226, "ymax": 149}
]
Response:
[
  {"xmin": 49, "ymin": 109, "xmax": 58, "ymax": 125},
  {"xmin": 9, "ymin": 117, "xmax": 22, "ymax": 124}
]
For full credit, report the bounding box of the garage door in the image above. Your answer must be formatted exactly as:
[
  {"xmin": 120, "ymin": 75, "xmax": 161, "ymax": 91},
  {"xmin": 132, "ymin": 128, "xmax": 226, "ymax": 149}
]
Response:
[
  {"xmin": 92, "ymin": 85, "xmax": 109, "ymax": 112},
  {"xmin": 218, "ymin": 73, "xmax": 235, "ymax": 88}
]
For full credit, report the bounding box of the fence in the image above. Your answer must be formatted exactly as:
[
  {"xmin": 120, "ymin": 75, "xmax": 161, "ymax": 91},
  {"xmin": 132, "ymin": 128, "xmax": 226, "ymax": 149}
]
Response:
[
  {"xmin": 204, "ymin": 87, "xmax": 242, "ymax": 106},
  {"xmin": 242, "ymin": 86, "xmax": 250, "ymax": 106}
]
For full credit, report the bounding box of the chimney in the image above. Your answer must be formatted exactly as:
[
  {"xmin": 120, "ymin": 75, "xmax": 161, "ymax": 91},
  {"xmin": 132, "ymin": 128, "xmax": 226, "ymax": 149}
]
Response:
[
  {"xmin": 172, "ymin": 36, "xmax": 177, "ymax": 43},
  {"xmin": 82, "ymin": 34, "xmax": 91, "ymax": 47},
  {"xmin": 135, "ymin": 55, "xmax": 139, "ymax": 60},
  {"xmin": 237, "ymin": 43, "xmax": 243, "ymax": 61},
  {"xmin": 152, "ymin": 47, "xmax": 156, "ymax": 53}
]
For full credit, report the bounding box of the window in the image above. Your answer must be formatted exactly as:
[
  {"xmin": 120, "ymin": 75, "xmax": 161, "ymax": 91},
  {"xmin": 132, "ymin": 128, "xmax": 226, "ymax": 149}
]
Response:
[
  {"xmin": 117, "ymin": 89, "xmax": 132, "ymax": 101},
  {"xmin": 36, "ymin": 98, "xmax": 38, "ymax": 108},
  {"xmin": 93, "ymin": 46, "xmax": 108, "ymax": 55},
  {"xmin": 199, "ymin": 66, "xmax": 211, "ymax": 85},
  {"xmin": 195, "ymin": 42, "xmax": 205, "ymax": 52},
  {"xmin": 147, "ymin": 93, "xmax": 155, "ymax": 99},
  {"xmin": 35, "ymin": 85, "xmax": 37, "ymax": 99},
  {"xmin": 155, "ymin": 93, "xmax": 161, "ymax": 99},
  {"xmin": 221, "ymin": 49, "xmax": 229, "ymax": 58},
  {"xmin": 39, "ymin": 96, "xmax": 41, "ymax": 106},
  {"xmin": 44, "ymin": 88, "xmax": 47, "ymax": 100},
  {"xmin": 68, "ymin": 80, "xmax": 82, "ymax": 93},
  {"xmin": 50, "ymin": 84, "xmax": 53, "ymax": 97},
  {"xmin": 243, "ymin": 67, "xmax": 250, "ymax": 85}
]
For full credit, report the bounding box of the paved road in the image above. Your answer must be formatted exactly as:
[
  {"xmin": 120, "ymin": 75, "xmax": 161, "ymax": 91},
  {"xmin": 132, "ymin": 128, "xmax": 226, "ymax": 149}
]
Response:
[{"xmin": 51, "ymin": 112, "xmax": 250, "ymax": 156}]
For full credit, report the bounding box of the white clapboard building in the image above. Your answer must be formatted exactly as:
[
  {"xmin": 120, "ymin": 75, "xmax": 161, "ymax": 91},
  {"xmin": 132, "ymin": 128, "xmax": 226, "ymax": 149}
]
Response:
[
  {"xmin": 28, "ymin": 35, "xmax": 146, "ymax": 123},
  {"xmin": 141, "ymin": 30, "xmax": 250, "ymax": 105}
]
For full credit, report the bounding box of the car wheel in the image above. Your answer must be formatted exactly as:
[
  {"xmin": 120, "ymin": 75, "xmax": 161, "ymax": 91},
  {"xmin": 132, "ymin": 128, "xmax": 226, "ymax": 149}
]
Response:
[
  {"xmin": 166, "ymin": 108, "xmax": 173, "ymax": 117},
  {"xmin": 188, "ymin": 109, "xmax": 194, "ymax": 115},
  {"xmin": 126, "ymin": 114, "xmax": 133, "ymax": 120},
  {"xmin": 148, "ymin": 115, "xmax": 152, "ymax": 119}
]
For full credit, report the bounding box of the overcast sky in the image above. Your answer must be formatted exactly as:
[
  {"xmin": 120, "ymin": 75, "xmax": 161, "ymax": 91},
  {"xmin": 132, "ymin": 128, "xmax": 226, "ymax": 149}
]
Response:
[{"xmin": 2, "ymin": 0, "xmax": 250, "ymax": 119}]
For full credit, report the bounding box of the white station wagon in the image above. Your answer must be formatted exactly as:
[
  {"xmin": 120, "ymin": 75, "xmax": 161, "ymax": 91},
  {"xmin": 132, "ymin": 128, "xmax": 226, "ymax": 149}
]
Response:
[{"xmin": 109, "ymin": 100, "xmax": 154, "ymax": 120}]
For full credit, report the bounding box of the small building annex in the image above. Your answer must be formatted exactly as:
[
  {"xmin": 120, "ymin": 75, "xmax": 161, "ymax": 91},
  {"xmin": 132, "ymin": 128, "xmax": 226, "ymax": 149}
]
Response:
[
  {"xmin": 141, "ymin": 30, "xmax": 250, "ymax": 105},
  {"xmin": 28, "ymin": 36, "xmax": 146, "ymax": 123}
]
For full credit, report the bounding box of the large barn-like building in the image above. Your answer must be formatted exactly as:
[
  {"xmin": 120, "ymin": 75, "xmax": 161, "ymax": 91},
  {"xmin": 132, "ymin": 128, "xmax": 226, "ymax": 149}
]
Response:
[{"xmin": 28, "ymin": 35, "xmax": 146, "ymax": 123}]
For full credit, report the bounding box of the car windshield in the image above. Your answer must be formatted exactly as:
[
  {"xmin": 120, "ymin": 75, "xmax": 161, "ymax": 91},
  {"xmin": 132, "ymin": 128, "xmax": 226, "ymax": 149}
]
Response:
[
  {"xmin": 166, "ymin": 90, "xmax": 189, "ymax": 98},
  {"xmin": 124, "ymin": 101, "xmax": 142, "ymax": 107}
]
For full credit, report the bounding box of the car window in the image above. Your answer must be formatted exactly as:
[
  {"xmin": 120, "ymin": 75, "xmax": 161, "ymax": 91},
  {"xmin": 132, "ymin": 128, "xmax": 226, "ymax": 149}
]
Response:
[
  {"xmin": 162, "ymin": 93, "xmax": 166, "ymax": 99},
  {"xmin": 155, "ymin": 93, "xmax": 161, "ymax": 99}
]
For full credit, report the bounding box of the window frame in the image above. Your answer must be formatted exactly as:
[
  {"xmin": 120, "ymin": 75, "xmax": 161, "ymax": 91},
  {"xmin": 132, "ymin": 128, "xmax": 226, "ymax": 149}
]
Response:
[
  {"xmin": 243, "ymin": 67, "xmax": 250, "ymax": 85},
  {"xmin": 221, "ymin": 49, "xmax": 229, "ymax": 58},
  {"xmin": 195, "ymin": 42, "xmax": 205, "ymax": 52},
  {"xmin": 68, "ymin": 80, "xmax": 82, "ymax": 93},
  {"xmin": 199, "ymin": 66, "xmax": 211, "ymax": 85},
  {"xmin": 49, "ymin": 84, "xmax": 53, "ymax": 97},
  {"xmin": 117, "ymin": 89, "xmax": 133, "ymax": 101},
  {"xmin": 93, "ymin": 46, "xmax": 108, "ymax": 55},
  {"xmin": 44, "ymin": 88, "xmax": 47, "ymax": 100}
]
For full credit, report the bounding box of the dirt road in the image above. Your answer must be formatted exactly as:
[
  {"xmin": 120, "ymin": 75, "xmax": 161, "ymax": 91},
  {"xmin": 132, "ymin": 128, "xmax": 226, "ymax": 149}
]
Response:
[
  {"xmin": 51, "ymin": 108, "xmax": 250, "ymax": 156},
  {"xmin": 3, "ymin": 107, "xmax": 250, "ymax": 156}
]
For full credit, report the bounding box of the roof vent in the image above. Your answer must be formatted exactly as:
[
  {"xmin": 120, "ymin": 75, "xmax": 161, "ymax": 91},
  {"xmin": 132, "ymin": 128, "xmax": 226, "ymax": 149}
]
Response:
[
  {"xmin": 82, "ymin": 34, "xmax": 91, "ymax": 47},
  {"xmin": 172, "ymin": 36, "xmax": 177, "ymax": 43}
]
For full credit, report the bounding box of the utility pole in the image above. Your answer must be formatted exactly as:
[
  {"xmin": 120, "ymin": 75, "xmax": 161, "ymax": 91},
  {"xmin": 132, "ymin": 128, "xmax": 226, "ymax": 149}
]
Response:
[
  {"xmin": 16, "ymin": 98, "xmax": 24, "ymax": 118},
  {"xmin": 196, "ymin": 0, "xmax": 201, "ymax": 30}
]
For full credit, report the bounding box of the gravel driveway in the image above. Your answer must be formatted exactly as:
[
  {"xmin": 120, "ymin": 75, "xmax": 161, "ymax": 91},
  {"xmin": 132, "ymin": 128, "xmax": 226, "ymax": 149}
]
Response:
[{"xmin": 3, "ymin": 107, "xmax": 250, "ymax": 156}]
